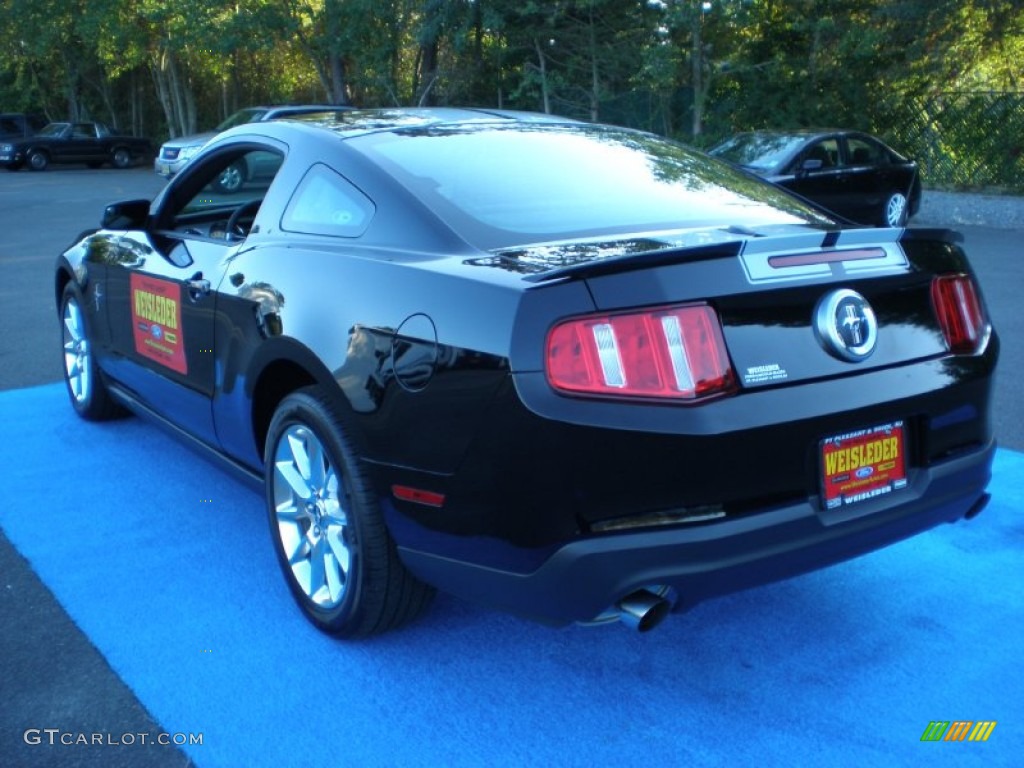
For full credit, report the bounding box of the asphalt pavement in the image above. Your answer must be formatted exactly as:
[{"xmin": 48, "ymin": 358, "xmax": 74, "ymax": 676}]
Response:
[
  {"xmin": 0, "ymin": 167, "xmax": 1020, "ymax": 767},
  {"xmin": 1, "ymin": 168, "xmax": 189, "ymax": 768}
]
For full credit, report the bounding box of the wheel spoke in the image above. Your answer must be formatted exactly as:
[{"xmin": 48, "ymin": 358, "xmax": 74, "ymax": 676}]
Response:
[
  {"xmin": 64, "ymin": 313, "xmax": 79, "ymax": 339},
  {"xmin": 64, "ymin": 348, "xmax": 80, "ymax": 376},
  {"xmin": 325, "ymin": 526, "xmax": 350, "ymax": 577},
  {"xmin": 305, "ymin": 438, "xmax": 328, "ymax": 491},
  {"xmin": 308, "ymin": 536, "xmax": 327, "ymax": 598},
  {"xmin": 286, "ymin": 431, "xmax": 312, "ymax": 482},
  {"xmin": 324, "ymin": 549, "xmax": 345, "ymax": 601},
  {"xmin": 275, "ymin": 459, "xmax": 312, "ymax": 500}
]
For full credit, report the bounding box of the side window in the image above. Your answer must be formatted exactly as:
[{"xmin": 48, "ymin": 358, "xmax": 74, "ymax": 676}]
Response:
[
  {"xmin": 160, "ymin": 146, "xmax": 285, "ymax": 244},
  {"xmin": 178, "ymin": 149, "xmax": 284, "ymax": 217},
  {"xmin": 845, "ymin": 137, "xmax": 886, "ymax": 167},
  {"xmin": 281, "ymin": 163, "xmax": 375, "ymax": 238},
  {"xmin": 791, "ymin": 138, "xmax": 839, "ymax": 173}
]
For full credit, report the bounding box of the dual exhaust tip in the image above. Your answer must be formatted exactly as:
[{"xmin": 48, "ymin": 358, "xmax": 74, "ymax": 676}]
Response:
[{"xmin": 617, "ymin": 588, "xmax": 673, "ymax": 633}]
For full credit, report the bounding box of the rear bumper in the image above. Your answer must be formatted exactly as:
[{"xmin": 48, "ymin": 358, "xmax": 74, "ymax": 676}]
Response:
[{"xmin": 398, "ymin": 438, "xmax": 995, "ymax": 626}]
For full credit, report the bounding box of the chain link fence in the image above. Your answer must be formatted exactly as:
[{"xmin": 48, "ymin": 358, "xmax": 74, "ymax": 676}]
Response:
[{"xmin": 874, "ymin": 92, "xmax": 1024, "ymax": 193}]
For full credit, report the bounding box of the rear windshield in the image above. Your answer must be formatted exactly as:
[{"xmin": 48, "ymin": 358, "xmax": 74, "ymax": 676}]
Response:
[
  {"xmin": 351, "ymin": 124, "xmax": 832, "ymax": 249},
  {"xmin": 710, "ymin": 133, "xmax": 809, "ymax": 171}
]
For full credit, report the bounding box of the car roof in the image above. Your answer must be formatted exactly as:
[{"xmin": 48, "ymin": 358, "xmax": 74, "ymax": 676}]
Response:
[
  {"xmin": 280, "ymin": 107, "xmax": 579, "ymax": 139},
  {"xmin": 727, "ymin": 129, "xmax": 845, "ymax": 140},
  {"xmin": 260, "ymin": 104, "xmax": 347, "ymax": 115}
]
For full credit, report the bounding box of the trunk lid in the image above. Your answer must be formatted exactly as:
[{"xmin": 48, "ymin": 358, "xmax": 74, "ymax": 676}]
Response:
[{"xmin": 538, "ymin": 227, "xmax": 954, "ymax": 390}]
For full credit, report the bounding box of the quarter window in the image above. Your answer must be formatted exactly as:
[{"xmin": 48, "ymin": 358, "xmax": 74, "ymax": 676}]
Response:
[{"xmin": 281, "ymin": 164, "xmax": 375, "ymax": 238}]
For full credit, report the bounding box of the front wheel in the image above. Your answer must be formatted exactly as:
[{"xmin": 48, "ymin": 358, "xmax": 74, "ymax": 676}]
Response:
[
  {"xmin": 265, "ymin": 388, "xmax": 433, "ymax": 637},
  {"xmin": 27, "ymin": 150, "xmax": 48, "ymax": 171},
  {"xmin": 60, "ymin": 284, "xmax": 121, "ymax": 420},
  {"xmin": 214, "ymin": 161, "xmax": 245, "ymax": 193},
  {"xmin": 881, "ymin": 191, "xmax": 909, "ymax": 227}
]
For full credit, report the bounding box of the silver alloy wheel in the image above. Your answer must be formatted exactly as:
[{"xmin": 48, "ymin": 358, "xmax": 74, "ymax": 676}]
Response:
[
  {"xmin": 217, "ymin": 163, "xmax": 243, "ymax": 193},
  {"xmin": 272, "ymin": 424, "xmax": 351, "ymax": 608},
  {"xmin": 62, "ymin": 296, "xmax": 91, "ymax": 404},
  {"xmin": 885, "ymin": 192, "xmax": 908, "ymax": 227}
]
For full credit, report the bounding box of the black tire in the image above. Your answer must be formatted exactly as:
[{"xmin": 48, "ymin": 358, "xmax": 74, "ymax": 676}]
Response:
[
  {"xmin": 59, "ymin": 283, "xmax": 121, "ymax": 420},
  {"xmin": 265, "ymin": 387, "xmax": 433, "ymax": 637},
  {"xmin": 111, "ymin": 147, "xmax": 132, "ymax": 169},
  {"xmin": 27, "ymin": 149, "xmax": 48, "ymax": 171},
  {"xmin": 214, "ymin": 160, "xmax": 245, "ymax": 193}
]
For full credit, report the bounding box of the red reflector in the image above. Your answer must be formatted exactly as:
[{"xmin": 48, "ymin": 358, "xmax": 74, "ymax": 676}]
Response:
[
  {"xmin": 392, "ymin": 485, "xmax": 446, "ymax": 508},
  {"xmin": 545, "ymin": 304, "xmax": 736, "ymax": 401},
  {"xmin": 931, "ymin": 274, "xmax": 987, "ymax": 354}
]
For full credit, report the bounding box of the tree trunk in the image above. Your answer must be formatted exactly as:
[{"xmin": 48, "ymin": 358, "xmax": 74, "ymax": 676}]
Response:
[
  {"xmin": 588, "ymin": 8, "xmax": 599, "ymax": 122},
  {"xmin": 62, "ymin": 49, "xmax": 80, "ymax": 121},
  {"xmin": 416, "ymin": 40, "xmax": 439, "ymax": 106},
  {"xmin": 534, "ymin": 38, "xmax": 551, "ymax": 114},
  {"xmin": 329, "ymin": 53, "xmax": 351, "ymax": 105},
  {"xmin": 691, "ymin": 14, "xmax": 703, "ymax": 137},
  {"xmin": 151, "ymin": 54, "xmax": 175, "ymax": 137}
]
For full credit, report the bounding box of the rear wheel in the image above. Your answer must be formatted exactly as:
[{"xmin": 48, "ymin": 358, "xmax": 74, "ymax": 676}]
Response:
[
  {"xmin": 265, "ymin": 388, "xmax": 433, "ymax": 637},
  {"xmin": 27, "ymin": 150, "xmax": 48, "ymax": 171},
  {"xmin": 111, "ymin": 147, "xmax": 132, "ymax": 169},
  {"xmin": 881, "ymin": 191, "xmax": 909, "ymax": 227},
  {"xmin": 60, "ymin": 284, "xmax": 120, "ymax": 420}
]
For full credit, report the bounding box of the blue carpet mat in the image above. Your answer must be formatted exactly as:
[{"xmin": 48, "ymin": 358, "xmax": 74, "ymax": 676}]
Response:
[{"xmin": 2, "ymin": 383, "xmax": 1021, "ymax": 767}]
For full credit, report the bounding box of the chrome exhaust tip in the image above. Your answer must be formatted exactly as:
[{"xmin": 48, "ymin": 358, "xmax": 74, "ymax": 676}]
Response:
[{"xmin": 617, "ymin": 589, "xmax": 671, "ymax": 633}]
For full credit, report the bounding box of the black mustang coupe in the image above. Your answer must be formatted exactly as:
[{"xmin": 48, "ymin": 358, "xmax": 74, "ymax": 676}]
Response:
[
  {"xmin": 2, "ymin": 121, "xmax": 151, "ymax": 171},
  {"xmin": 55, "ymin": 109, "xmax": 997, "ymax": 637}
]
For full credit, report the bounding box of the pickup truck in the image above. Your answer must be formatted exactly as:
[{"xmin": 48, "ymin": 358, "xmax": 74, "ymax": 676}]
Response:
[{"xmin": 0, "ymin": 121, "xmax": 152, "ymax": 171}]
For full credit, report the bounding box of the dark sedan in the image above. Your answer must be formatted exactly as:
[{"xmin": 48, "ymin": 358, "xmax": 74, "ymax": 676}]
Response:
[
  {"xmin": 1, "ymin": 121, "xmax": 151, "ymax": 171},
  {"xmin": 55, "ymin": 109, "xmax": 996, "ymax": 637},
  {"xmin": 709, "ymin": 130, "xmax": 922, "ymax": 227}
]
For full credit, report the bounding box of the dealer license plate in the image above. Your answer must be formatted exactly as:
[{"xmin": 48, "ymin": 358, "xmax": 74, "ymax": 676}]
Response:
[{"xmin": 820, "ymin": 421, "xmax": 908, "ymax": 510}]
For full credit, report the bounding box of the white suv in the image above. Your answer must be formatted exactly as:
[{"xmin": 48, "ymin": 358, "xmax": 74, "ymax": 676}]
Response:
[{"xmin": 154, "ymin": 105, "xmax": 345, "ymax": 183}]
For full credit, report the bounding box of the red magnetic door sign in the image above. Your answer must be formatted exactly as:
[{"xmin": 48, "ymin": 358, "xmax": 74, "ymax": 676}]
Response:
[{"xmin": 130, "ymin": 273, "xmax": 188, "ymax": 374}]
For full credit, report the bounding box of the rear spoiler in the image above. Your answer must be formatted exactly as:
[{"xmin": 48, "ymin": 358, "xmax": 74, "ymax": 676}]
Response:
[
  {"xmin": 523, "ymin": 225, "xmax": 946, "ymax": 285},
  {"xmin": 523, "ymin": 240, "xmax": 743, "ymax": 284}
]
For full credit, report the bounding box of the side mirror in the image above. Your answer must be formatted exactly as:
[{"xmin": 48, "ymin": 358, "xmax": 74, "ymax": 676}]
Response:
[
  {"xmin": 102, "ymin": 199, "xmax": 150, "ymax": 229},
  {"xmin": 801, "ymin": 158, "xmax": 824, "ymax": 173}
]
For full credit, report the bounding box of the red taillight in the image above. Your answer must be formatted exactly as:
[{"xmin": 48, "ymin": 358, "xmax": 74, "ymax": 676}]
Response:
[
  {"xmin": 545, "ymin": 304, "xmax": 736, "ymax": 401},
  {"xmin": 931, "ymin": 274, "xmax": 988, "ymax": 354}
]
